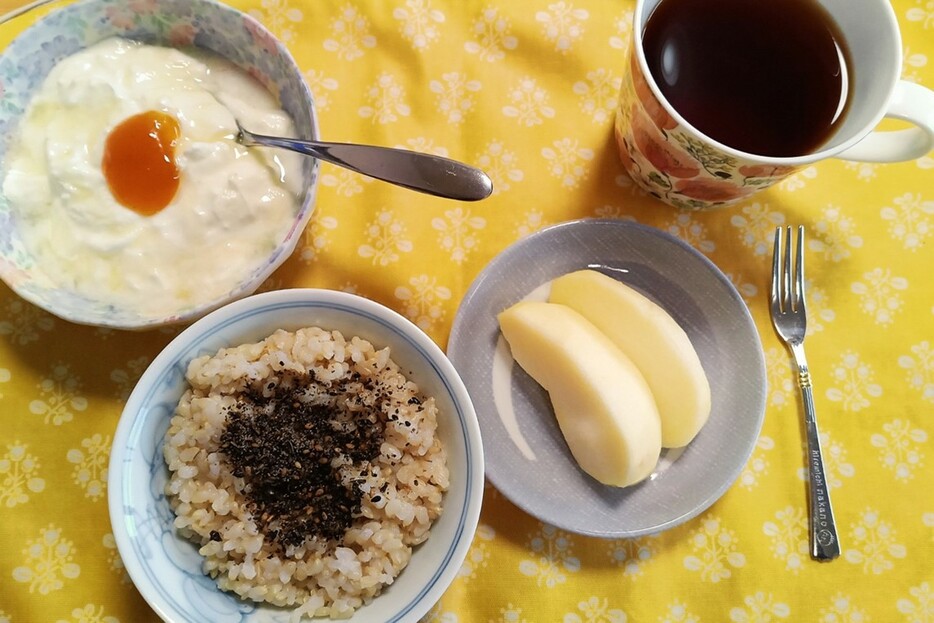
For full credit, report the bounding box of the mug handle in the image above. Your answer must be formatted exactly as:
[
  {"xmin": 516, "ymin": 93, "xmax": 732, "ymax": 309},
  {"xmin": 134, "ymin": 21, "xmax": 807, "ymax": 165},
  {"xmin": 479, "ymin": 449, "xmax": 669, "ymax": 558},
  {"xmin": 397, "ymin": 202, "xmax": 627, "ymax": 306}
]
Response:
[{"xmin": 836, "ymin": 80, "xmax": 934, "ymax": 162}]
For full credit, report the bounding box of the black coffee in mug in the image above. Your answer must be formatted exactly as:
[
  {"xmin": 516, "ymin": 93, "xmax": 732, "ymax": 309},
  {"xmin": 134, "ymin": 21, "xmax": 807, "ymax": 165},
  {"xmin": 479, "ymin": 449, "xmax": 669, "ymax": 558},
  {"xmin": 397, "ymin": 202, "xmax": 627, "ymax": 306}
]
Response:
[{"xmin": 642, "ymin": 0, "xmax": 852, "ymax": 158}]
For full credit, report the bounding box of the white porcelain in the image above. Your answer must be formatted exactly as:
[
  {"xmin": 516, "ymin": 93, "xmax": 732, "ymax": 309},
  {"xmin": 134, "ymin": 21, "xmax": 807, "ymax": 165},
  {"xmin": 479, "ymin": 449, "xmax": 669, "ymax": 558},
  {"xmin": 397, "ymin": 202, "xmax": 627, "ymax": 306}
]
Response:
[{"xmin": 108, "ymin": 289, "xmax": 484, "ymax": 622}]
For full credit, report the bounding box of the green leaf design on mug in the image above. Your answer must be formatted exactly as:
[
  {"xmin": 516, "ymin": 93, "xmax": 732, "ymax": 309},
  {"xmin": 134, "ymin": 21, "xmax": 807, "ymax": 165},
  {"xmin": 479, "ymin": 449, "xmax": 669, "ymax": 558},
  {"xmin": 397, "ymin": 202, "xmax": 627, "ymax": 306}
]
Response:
[
  {"xmin": 673, "ymin": 134, "xmax": 737, "ymax": 177},
  {"xmin": 648, "ymin": 171, "xmax": 672, "ymax": 190}
]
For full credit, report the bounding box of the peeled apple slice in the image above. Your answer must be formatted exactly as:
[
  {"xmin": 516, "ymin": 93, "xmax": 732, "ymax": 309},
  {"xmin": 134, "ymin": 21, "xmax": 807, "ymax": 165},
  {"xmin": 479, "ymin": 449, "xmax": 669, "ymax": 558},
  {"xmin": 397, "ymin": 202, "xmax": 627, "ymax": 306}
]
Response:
[
  {"xmin": 498, "ymin": 301, "xmax": 662, "ymax": 487},
  {"xmin": 549, "ymin": 269, "xmax": 711, "ymax": 448}
]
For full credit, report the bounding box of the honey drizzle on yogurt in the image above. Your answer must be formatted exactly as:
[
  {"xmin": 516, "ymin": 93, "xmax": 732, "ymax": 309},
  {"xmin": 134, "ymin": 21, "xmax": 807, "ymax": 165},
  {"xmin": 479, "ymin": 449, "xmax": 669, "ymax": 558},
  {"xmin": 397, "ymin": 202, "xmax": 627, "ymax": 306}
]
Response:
[{"xmin": 102, "ymin": 110, "xmax": 181, "ymax": 215}]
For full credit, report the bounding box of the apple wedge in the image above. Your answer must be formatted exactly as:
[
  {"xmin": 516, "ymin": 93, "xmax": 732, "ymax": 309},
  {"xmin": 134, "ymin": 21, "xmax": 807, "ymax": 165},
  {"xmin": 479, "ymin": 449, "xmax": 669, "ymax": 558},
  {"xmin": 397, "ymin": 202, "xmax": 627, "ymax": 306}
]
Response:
[
  {"xmin": 549, "ymin": 269, "xmax": 711, "ymax": 448},
  {"xmin": 498, "ymin": 301, "xmax": 662, "ymax": 487}
]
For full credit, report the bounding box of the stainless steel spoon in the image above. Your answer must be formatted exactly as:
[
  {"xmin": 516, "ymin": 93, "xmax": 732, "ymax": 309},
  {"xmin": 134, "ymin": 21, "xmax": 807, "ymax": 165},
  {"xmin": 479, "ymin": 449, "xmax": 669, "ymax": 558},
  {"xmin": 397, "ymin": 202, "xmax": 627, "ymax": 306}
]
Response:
[{"xmin": 237, "ymin": 123, "xmax": 493, "ymax": 202}]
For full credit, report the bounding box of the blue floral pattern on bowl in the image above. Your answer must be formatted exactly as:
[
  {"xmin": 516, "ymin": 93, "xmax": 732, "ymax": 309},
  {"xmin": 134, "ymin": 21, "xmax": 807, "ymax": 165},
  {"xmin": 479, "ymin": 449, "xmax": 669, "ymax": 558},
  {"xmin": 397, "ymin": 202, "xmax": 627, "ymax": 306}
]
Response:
[
  {"xmin": 108, "ymin": 290, "xmax": 483, "ymax": 622},
  {"xmin": 0, "ymin": 0, "xmax": 319, "ymax": 329}
]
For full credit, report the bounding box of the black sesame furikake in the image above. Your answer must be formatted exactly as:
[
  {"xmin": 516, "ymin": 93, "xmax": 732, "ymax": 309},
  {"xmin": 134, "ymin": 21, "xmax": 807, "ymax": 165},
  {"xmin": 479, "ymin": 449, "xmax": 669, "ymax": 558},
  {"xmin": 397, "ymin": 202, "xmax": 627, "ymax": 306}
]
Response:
[{"xmin": 219, "ymin": 371, "xmax": 387, "ymax": 550}]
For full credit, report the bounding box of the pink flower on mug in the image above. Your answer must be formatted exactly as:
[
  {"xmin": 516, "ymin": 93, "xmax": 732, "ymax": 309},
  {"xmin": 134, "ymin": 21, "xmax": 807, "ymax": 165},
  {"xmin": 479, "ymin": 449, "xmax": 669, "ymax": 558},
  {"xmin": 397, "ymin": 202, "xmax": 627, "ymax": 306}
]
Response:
[
  {"xmin": 104, "ymin": 6, "xmax": 136, "ymax": 30},
  {"xmin": 674, "ymin": 178, "xmax": 749, "ymax": 202},
  {"xmin": 168, "ymin": 24, "xmax": 196, "ymax": 47},
  {"xmin": 244, "ymin": 18, "xmax": 279, "ymax": 55},
  {"xmin": 632, "ymin": 109, "xmax": 700, "ymax": 179},
  {"xmin": 630, "ymin": 52, "xmax": 677, "ymax": 131},
  {"xmin": 739, "ymin": 164, "xmax": 797, "ymax": 179}
]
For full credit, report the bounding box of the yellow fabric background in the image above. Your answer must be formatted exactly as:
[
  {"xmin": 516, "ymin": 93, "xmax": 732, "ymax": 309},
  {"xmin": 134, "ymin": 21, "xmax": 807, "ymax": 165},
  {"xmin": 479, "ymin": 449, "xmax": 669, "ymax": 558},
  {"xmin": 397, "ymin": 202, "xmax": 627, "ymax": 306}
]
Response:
[{"xmin": 0, "ymin": 0, "xmax": 932, "ymax": 621}]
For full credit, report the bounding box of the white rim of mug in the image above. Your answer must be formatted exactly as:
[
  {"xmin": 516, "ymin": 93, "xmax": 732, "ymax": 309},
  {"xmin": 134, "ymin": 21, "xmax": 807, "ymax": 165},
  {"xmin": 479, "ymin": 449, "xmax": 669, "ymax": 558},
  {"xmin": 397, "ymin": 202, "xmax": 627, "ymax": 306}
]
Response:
[{"xmin": 631, "ymin": 0, "xmax": 904, "ymax": 166}]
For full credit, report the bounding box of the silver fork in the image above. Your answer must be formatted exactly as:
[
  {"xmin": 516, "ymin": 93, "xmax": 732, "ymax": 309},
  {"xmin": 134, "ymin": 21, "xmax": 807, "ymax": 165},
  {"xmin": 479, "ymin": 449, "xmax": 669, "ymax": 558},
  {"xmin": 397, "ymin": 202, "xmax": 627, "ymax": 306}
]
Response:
[{"xmin": 770, "ymin": 226, "xmax": 840, "ymax": 561}]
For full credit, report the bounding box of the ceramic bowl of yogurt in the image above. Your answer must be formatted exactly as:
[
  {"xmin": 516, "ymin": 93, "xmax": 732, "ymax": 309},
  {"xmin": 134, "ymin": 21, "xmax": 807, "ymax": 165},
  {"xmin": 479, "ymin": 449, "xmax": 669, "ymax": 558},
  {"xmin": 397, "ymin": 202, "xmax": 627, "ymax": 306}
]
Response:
[{"xmin": 0, "ymin": 0, "xmax": 319, "ymax": 329}]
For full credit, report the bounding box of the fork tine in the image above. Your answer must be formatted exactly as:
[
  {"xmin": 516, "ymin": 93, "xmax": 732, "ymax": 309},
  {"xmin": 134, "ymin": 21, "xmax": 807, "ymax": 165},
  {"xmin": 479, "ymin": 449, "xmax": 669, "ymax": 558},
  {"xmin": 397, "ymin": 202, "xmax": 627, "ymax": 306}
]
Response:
[
  {"xmin": 771, "ymin": 227, "xmax": 782, "ymax": 310},
  {"xmin": 795, "ymin": 225, "xmax": 805, "ymax": 313},
  {"xmin": 782, "ymin": 226, "xmax": 792, "ymax": 314}
]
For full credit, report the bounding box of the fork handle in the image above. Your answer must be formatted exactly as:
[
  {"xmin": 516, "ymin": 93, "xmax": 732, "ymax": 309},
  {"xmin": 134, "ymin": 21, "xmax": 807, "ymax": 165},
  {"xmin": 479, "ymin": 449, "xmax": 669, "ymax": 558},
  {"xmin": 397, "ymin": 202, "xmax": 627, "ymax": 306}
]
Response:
[{"xmin": 792, "ymin": 345, "xmax": 841, "ymax": 561}]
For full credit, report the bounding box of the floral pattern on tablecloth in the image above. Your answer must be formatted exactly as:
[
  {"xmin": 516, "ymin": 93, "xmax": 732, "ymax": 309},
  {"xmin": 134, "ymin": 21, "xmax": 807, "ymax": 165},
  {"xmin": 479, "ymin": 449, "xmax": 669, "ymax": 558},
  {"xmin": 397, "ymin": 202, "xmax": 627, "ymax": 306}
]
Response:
[{"xmin": 0, "ymin": 0, "xmax": 931, "ymax": 621}]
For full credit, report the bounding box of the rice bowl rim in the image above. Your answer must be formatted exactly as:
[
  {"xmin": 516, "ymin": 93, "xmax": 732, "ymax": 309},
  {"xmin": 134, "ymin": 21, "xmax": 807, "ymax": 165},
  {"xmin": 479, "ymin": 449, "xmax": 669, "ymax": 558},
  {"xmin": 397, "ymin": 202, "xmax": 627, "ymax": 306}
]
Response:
[{"xmin": 108, "ymin": 288, "xmax": 484, "ymax": 622}]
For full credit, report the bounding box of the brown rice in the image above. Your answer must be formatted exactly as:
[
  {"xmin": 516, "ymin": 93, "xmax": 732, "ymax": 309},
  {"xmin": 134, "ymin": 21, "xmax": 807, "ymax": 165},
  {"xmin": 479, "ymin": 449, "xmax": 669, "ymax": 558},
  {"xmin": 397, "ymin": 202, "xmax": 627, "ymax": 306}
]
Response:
[{"xmin": 163, "ymin": 327, "xmax": 449, "ymax": 618}]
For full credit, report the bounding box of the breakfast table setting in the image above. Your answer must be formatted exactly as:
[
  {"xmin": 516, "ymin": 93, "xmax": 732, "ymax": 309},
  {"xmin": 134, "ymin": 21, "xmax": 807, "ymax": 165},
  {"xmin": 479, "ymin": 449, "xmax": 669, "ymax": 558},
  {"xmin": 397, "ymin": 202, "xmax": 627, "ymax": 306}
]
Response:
[{"xmin": 0, "ymin": 0, "xmax": 932, "ymax": 621}]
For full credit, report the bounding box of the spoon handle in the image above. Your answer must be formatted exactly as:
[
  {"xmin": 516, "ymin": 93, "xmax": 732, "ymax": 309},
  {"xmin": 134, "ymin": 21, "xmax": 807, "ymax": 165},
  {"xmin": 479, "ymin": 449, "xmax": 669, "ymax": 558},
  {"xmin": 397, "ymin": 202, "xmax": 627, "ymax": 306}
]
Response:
[{"xmin": 239, "ymin": 128, "xmax": 493, "ymax": 202}]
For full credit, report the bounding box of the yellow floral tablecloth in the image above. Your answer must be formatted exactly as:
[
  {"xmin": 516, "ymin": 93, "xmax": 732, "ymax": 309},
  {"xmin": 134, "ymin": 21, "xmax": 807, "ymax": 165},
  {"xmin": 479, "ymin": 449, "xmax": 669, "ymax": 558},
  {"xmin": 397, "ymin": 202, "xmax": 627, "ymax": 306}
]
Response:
[{"xmin": 1, "ymin": 0, "xmax": 932, "ymax": 621}]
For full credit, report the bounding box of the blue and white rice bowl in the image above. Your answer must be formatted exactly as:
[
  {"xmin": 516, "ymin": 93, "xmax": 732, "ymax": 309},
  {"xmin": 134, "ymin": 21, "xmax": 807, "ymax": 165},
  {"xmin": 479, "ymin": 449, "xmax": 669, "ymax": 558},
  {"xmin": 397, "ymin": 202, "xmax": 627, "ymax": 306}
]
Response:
[{"xmin": 108, "ymin": 289, "xmax": 484, "ymax": 622}]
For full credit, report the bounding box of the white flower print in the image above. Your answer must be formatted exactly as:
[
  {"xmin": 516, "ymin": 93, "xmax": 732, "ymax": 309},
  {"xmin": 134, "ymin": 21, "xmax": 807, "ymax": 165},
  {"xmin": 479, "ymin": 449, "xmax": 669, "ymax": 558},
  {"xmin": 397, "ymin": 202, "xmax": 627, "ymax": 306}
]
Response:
[
  {"xmin": 729, "ymin": 592, "xmax": 791, "ymax": 622},
  {"xmin": 66, "ymin": 434, "xmax": 111, "ymax": 500},
  {"xmin": 593, "ymin": 205, "xmax": 638, "ymax": 219},
  {"xmin": 248, "ymin": 0, "xmax": 302, "ymax": 44},
  {"xmin": 321, "ymin": 168, "xmax": 373, "ymax": 196},
  {"xmin": 458, "ymin": 524, "xmax": 494, "ymax": 581},
  {"xmin": 0, "ymin": 299, "xmax": 55, "ymax": 345},
  {"xmin": 880, "ymin": 192, "xmax": 933, "ymax": 251},
  {"xmin": 739, "ymin": 435, "xmax": 775, "ymax": 490},
  {"xmin": 844, "ymin": 508, "xmax": 907, "ymax": 573},
  {"xmin": 683, "ymin": 516, "xmax": 746, "ymax": 582},
  {"xmin": 464, "ymin": 6, "xmax": 518, "ymax": 62},
  {"xmin": 542, "ymin": 138, "xmax": 594, "ymax": 188},
  {"xmin": 0, "ymin": 367, "xmax": 9, "ymax": 399},
  {"xmin": 0, "ymin": 442, "xmax": 46, "ymax": 508},
  {"xmin": 101, "ymin": 534, "xmax": 129, "ymax": 584},
  {"xmin": 518, "ymin": 524, "xmax": 581, "ymax": 588},
  {"xmin": 304, "ymin": 69, "xmax": 339, "ymax": 111},
  {"xmin": 778, "ymin": 166, "xmax": 817, "ymax": 192},
  {"xmin": 896, "ymin": 582, "xmax": 934, "ymax": 622},
  {"xmin": 763, "ymin": 506, "xmax": 808, "ymax": 573},
  {"xmin": 573, "ymin": 68, "xmax": 622, "ymax": 124},
  {"xmin": 503, "ymin": 77, "xmax": 556, "ymax": 126},
  {"xmin": 843, "ymin": 160, "xmax": 878, "ymax": 181},
  {"xmin": 818, "ymin": 595, "xmax": 870, "ymax": 623},
  {"xmin": 490, "ymin": 604, "xmax": 530, "ymax": 623},
  {"xmin": 870, "ymin": 419, "xmax": 927, "ymax": 482},
  {"xmin": 899, "ymin": 341, "xmax": 934, "ymax": 403},
  {"xmin": 803, "ymin": 281, "xmax": 835, "ymax": 335},
  {"xmin": 421, "ymin": 604, "xmax": 458, "ymax": 623},
  {"xmin": 536, "ymin": 2, "xmax": 589, "ymax": 53},
  {"xmin": 54, "ymin": 604, "xmax": 119, "ymax": 623},
  {"xmin": 358, "ymin": 210, "xmax": 413, "ymax": 266},
  {"xmin": 729, "ymin": 203, "xmax": 785, "ymax": 256},
  {"xmin": 851, "ymin": 268, "xmax": 908, "ymax": 326},
  {"xmin": 808, "ymin": 205, "xmax": 863, "ymax": 262},
  {"xmin": 394, "ymin": 275, "xmax": 452, "ymax": 332},
  {"xmin": 563, "ymin": 596, "xmax": 627, "ymax": 623},
  {"xmin": 796, "ymin": 431, "xmax": 855, "ymax": 489},
  {"xmin": 476, "ymin": 140, "xmax": 523, "ymax": 194},
  {"xmin": 430, "ymin": 72, "xmax": 482, "ymax": 124},
  {"xmin": 110, "ymin": 356, "xmax": 150, "ymax": 400},
  {"xmin": 659, "ymin": 601, "xmax": 701, "ymax": 623},
  {"xmin": 323, "ymin": 4, "xmax": 376, "ymax": 60},
  {"xmin": 608, "ymin": 536, "xmax": 657, "ymax": 578},
  {"xmin": 902, "ymin": 46, "xmax": 929, "ymax": 83},
  {"xmin": 300, "ymin": 215, "xmax": 339, "ymax": 263},
  {"xmin": 516, "ymin": 211, "xmax": 546, "ymax": 239},
  {"xmin": 12, "ymin": 525, "xmax": 81, "ymax": 594},
  {"xmin": 358, "ymin": 72, "xmax": 410, "ymax": 123},
  {"xmin": 906, "ymin": 0, "xmax": 934, "ymax": 28},
  {"xmin": 431, "ymin": 207, "xmax": 486, "ymax": 264},
  {"xmin": 826, "ymin": 350, "xmax": 883, "ymax": 412},
  {"xmin": 28, "ymin": 363, "xmax": 88, "ymax": 426},
  {"xmin": 765, "ymin": 347, "xmax": 794, "ymax": 409},
  {"xmin": 666, "ymin": 213, "xmax": 716, "ymax": 254},
  {"xmin": 393, "ymin": 0, "xmax": 445, "ymax": 50},
  {"xmin": 725, "ymin": 272, "xmax": 758, "ymax": 301},
  {"xmin": 608, "ymin": 10, "xmax": 633, "ymax": 50}
]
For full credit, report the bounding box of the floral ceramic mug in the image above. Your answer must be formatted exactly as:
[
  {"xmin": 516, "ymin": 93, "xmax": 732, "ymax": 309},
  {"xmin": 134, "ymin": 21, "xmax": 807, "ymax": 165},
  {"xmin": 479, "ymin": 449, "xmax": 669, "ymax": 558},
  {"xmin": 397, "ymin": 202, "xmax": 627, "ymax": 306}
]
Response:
[{"xmin": 615, "ymin": 0, "xmax": 934, "ymax": 210}]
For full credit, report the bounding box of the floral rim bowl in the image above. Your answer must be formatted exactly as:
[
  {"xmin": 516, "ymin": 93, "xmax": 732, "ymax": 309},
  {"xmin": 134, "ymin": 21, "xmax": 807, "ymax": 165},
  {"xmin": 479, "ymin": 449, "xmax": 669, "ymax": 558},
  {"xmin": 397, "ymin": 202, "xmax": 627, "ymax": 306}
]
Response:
[
  {"xmin": 0, "ymin": 0, "xmax": 319, "ymax": 329},
  {"xmin": 108, "ymin": 288, "xmax": 484, "ymax": 622}
]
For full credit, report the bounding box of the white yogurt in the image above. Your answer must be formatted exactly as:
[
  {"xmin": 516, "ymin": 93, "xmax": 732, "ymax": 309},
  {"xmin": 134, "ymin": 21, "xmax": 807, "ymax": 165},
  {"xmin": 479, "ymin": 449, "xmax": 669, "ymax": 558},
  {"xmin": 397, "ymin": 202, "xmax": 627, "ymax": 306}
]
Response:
[{"xmin": 2, "ymin": 37, "xmax": 305, "ymax": 319}]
